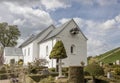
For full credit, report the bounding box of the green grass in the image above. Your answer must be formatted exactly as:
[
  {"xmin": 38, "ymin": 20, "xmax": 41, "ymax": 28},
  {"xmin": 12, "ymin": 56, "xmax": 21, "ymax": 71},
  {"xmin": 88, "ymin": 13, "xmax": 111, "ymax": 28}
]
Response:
[
  {"xmin": 96, "ymin": 47, "xmax": 120, "ymax": 63},
  {"xmin": 101, "ymin": 50, "xmax": 120, "ymax": 63}
]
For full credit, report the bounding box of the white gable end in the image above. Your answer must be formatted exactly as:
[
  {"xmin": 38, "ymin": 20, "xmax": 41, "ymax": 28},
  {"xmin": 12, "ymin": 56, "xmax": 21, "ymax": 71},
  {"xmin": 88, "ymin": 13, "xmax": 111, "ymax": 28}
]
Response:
[{"xmin": 55, "ymin": 19, "xmax": 87, "ymax": 66}]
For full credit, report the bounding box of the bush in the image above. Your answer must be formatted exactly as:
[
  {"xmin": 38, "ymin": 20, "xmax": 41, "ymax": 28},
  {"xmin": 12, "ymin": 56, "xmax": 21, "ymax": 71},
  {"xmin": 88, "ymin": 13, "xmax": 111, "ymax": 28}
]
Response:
[
  {"xmin": 114, "ymin": 67, "xmax": 120, "ymax": 75},
  {"xmin": 84, "ymin": 71, "xmax": 90, "ymax": 76},
  {"xmin": 50, "ymin": 72, "xmax": 59, "ymax": 77},
  {"xmin": 0, "ymin": 66, "xmax": 8, "ymax": 80},
  {"xmin": 40, "ymin": 76, "xmax": 54, "ymax": 83},
  {"xmin": 49, "ymin": 68, "xmax": 56, "ymax": 72},
  {"xmin": 29, "ymin": 74, "xmax": 47, "ymax": 82},
  {"xmin": 30, "ymin": 67, "xmax": 38, "ymax": 74},
  {"xmin": 62, "ymin": 67, "xmax": 68, "ymax": 72},
  {"xmin": 18, "ymin": 59, "xmax": 23, "ymax": 65},
  {"xmin": 85, "ymin": 63, "xmax": 104, "ymax": 77},
  {"xmin": 0, "ymin": 73, "xmax": 8, "ymax": 80}
]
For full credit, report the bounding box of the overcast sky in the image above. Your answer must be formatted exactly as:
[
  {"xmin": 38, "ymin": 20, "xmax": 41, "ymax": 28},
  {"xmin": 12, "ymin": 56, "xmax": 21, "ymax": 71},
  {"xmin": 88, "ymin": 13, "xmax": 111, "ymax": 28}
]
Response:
[{"xmin": 0, "ymin": 0, "xmax": 120, "ymax": 56}]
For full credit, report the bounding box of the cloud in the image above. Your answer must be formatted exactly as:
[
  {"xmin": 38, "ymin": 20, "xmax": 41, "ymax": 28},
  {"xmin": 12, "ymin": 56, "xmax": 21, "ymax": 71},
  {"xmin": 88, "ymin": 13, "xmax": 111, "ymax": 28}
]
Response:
[
  {"xmin": 0, "ymin": 2, "xmax": 53, "ymax": 38},
  {"xmin": 13, "ymin": 19, "xmax": 26, "ymax": 25},
  {"xmin": 97, "ymin": 0, "xmax": 118, "ymax": 6},
  {"xmin": 73, "ymin": 0, "xmax": 119, "ymax": 6},
  {"xmin": 59, "ymin": 18, "xmax": 71, "ymax": 24},
  {"xmin": 41, "ymin": 0, "xmax": 70, "ymax": 11}
]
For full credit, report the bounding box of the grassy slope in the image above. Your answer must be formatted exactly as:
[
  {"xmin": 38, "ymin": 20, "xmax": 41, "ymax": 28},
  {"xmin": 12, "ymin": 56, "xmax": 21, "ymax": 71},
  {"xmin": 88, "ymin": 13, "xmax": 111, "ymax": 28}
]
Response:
[{"xmin": 96, "ymin": 47, "xmax": 120, "ymax": 63}]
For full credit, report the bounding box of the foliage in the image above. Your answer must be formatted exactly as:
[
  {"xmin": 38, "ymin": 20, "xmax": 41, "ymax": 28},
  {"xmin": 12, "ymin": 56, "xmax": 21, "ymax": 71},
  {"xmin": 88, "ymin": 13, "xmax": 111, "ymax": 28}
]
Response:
[
  {"xmin": 114, "ymin": 67, "xmax": 120, "ymax": 75},
  {"xmin": 27, "ymin": 59, "xmax": 48, "ymax": 74},
  {"xmin": 33, "ymin": 58, "xmax": 48, "ymax": 67},
  {"xmin": 0, "ymin": 22, "xmax": 21, "ymax": 47},
  {"xmin": 0, "ymin": 66, "xmax": 7, "ymax": 73},
  {"xmin": 18, "ymin": 59, "xmax": 23, "ymax": 66},
  {"xmin": 50, "ymin": 72, "xmax": 59, "ymax": 77},
  {"xmin": 49, "ymin": 40, "xmax": 67, "ymax": 59},
  {"xmin": 88, "ymin": 57, "xmax": 98, "ymax": 64},
  {"xmin": 40, "ymin": 76, "xmax": 54, "ymax": 83},
  {"xmin": 0, "ymin": 66, "xmax": 7, "ymax": 80},
  {"xmin": 85, "ymin": 63, "xmax": 104, "ymax": 77},
  {"xmin": 49, "ymin": 68, "xmax": 56, "ymax": 72},
  {"xmin": 29, "ymin": 74, "xmax": 47, "ymax": 82}
]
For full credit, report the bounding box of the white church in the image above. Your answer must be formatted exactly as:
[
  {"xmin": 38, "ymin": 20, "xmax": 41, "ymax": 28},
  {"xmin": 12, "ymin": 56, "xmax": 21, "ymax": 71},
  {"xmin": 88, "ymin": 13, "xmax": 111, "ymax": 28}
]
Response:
[{"xmin": 19, "ymin": 19, "xmax": 87, "ymax": 68}]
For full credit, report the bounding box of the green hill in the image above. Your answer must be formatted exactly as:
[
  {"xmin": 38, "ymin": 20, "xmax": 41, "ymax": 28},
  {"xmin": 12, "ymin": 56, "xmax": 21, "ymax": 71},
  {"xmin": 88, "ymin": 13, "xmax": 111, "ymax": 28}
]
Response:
[{"xmin": 96, "ymin": 47, "xmax": 120, "ymax": 64}]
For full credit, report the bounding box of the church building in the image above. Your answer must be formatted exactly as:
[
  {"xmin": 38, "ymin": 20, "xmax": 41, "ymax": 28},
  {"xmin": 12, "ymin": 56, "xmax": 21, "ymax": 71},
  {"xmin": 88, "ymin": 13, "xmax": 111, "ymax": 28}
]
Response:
[{"xmin": 19, "ymin": 19, "xmax": 87, "ymax": 68}]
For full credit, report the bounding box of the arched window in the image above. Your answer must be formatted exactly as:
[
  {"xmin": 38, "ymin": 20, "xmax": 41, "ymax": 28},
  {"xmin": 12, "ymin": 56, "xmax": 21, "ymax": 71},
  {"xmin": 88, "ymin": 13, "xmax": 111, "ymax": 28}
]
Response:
[
  {"xmin": 46, "ymin": 46, "xmax": 48, "ymax": 56},
  {"xmin": 71, "ymin": 45, "xmax": 75, "ymax": 54}
]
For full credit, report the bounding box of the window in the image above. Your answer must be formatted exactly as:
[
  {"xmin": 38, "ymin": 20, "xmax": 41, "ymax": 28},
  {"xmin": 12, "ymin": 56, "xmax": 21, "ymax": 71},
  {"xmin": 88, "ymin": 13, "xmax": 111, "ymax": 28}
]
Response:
[
  {"xmin": 71, "ymin": 45, "xmax": 75, "ymax": 54},
  {"xmin": 46, "ymin": 46, "xmax": 48, "ymax": 56},
  {"xmin": 24, "ymin": 49, "xmax": 26, "ymax": 56},
  {"xmin": 28, "ymin": 48, "xmax": 30, "ymax": 56}
]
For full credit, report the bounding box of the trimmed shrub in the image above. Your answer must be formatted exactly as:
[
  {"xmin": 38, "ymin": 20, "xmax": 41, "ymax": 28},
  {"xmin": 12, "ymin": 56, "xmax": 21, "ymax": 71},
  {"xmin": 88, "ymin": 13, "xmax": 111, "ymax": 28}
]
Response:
[
  {"xmin": 49, "ymin": 68, "xmax": 56, "ymax": 72},
  {"xmin": 0, "ymin": 73, "xmax": 8, "ymax": 80},
  {"xmin": 50, "ymin": 72, "xmax": 59, "ymax": 77},
  {"xmin": 0, "ymin": 66, "xmax": 8, "ymax": 80},
  {"xmin": 29, "ymin": 74, "xmax": 47, "ymax": 82}
]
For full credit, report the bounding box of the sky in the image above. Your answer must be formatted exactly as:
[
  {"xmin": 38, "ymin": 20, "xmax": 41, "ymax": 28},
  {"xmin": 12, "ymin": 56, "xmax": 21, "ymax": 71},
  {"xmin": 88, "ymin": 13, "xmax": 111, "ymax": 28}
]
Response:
[{"xmin": 0, "ymin": 0, "xmax": 120, "ymax": 56}]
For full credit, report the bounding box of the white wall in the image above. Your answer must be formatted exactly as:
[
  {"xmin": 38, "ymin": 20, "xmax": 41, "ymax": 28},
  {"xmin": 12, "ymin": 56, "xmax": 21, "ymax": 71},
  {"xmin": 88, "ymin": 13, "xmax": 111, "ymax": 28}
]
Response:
[
  {"xmin": 22, "ymin": 43, "xmax": 34, "ymax": 64},
  {"xmin": 56, "ymin": 20, "xmax": 87, "ymax": 67},
  {"xmin": 39, "ymin": 38, "xmax": 56, "ymax": 68},
  {"xmin": 4, "ymin": 56, "xmax": 23, "ymax": 64}
]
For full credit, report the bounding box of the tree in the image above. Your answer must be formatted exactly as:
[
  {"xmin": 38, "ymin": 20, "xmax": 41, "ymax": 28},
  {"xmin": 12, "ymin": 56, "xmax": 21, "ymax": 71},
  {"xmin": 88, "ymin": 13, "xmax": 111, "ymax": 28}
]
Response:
[
  {"xmin": 85, "ymin": 63, "xmax": 104, "ymax": 83},
  {"xmin": 49, "ymin": 40, "xmax": 67, "ymax": 77},
  {"xmin": 0, "ymin": 22, "xmax": 21, "ymax": 47}
]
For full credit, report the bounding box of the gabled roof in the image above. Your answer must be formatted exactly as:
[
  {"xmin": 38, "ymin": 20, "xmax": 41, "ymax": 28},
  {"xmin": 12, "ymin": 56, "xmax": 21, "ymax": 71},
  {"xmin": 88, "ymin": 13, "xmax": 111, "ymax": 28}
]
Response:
[{"xmin": 4, "ymin": 47, "xmax": 23, "ymax": 56}]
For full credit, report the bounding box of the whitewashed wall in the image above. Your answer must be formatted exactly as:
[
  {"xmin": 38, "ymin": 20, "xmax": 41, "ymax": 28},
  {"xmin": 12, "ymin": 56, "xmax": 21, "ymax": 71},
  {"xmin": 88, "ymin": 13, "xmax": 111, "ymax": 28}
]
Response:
[
  {"xmin": 4, "ymin": 56, "xmax": 23, "ymax": 64},
  {"xmin": 22, "ymin": 43, "xmax": 34, "ymax": 64},
  {"xmin": 39, "ymin": 38, "xmax": 56, "ymax": 68},
  {"xmin": 56, "ymin": 20, "xmax": 87, "ymax": 67}
]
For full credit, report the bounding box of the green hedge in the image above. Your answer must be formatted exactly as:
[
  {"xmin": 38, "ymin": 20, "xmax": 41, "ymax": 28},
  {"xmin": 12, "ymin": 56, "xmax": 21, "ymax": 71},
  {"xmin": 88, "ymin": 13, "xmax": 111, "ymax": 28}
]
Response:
[
  {"xmin": 29, "ymin": 74, "xmax": 47, "ymax": 82},
  {"xmin": 0, "ymin": 74, "xmax": 8, "ymax": 80}
]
